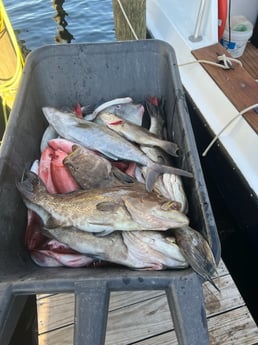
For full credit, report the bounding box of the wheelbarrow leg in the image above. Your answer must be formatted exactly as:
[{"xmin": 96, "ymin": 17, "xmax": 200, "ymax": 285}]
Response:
[
  {"xmin": 0, "ymin": 283, "xmax": 29, "ymax": 345},
  {"xmin": 166, "ymin": 274, "xmax": 210, "ymax": 345},
  {"xmin": 74, "ymin": 281, "xmax": 110, "ymax": 345}
]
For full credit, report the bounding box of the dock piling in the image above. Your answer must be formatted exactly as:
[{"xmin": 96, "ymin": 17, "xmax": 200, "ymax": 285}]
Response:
[{"xmin": 112, "ymin": 0, "xmax": 146, "ymax": 40}]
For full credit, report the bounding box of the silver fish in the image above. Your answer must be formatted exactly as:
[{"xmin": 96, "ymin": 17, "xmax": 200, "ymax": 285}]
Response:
[
  {"xmin": 99, "ymin": 112, "xmax": 179, "ymax": 157},
  {"xmin": 140, "ymin": 97, "xmax": 168, "ymax": 163},
  {"xmin": 140, "ymin": 98, "xmax": 188, "ymax": 212},
  {"xmin": 17, "ymin": 171, "xmax": 189, "ymax": 236},
  {"xmin": 140, "ymin": 99, "xmax": 168, "ymax": 163},
  {"xmin": 92, "ymin": 97, "xmax": 133, "ymax": 118},
  {"xmin": 83, "ymin": 97, "xmax": 133, "ymax": 121},
  {"xmin": 93, "ymin": 102, "xmax": 145, "ymax": 126},
  {"xmin": 42, "ymin": 107, "xmax": 193, "ymax": 191},
  {"xmin": 84, "ymin": 97, "xmax": 144, "ymax": 125},
  {"xmin": 145, "ymin": 97, "xmax": 165, "ymax": 139},
  {"xmin": 42, "ymin": 226, "xmax": 188, "ymax": 270}
]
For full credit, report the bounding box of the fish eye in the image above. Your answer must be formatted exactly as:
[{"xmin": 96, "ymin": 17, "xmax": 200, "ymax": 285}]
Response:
[{"xmin": 115, "ymin": 105, "xmax": 121, "ymax": 109}]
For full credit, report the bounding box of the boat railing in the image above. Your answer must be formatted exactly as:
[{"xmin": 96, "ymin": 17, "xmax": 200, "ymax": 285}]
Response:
[{"xmin": 189, "ymin": 0, "xmax": 207, "ymax": 42}]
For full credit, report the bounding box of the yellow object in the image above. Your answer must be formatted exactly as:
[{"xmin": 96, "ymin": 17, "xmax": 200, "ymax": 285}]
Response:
[{"xmin": 0, "ymin": 0, "xmax": 24, "ymax": 141}]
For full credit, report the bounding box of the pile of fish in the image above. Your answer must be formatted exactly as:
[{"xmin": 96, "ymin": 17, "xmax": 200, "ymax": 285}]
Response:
[{"xmin": 17, "ymin": 96, "xmax": 218, "ymax": 289}]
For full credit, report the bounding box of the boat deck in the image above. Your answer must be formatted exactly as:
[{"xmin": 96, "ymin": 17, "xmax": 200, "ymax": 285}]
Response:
[
  {"xmin": 36, "ymin": 260, "xmax": 258, "ymax": 345},
  {"xmin": 239, "ymin": 42, "xmax": 258, "ymax": 80},
  {"xmin": 192, "ymin": 43, "xmax": 258, "ymax": 133}
]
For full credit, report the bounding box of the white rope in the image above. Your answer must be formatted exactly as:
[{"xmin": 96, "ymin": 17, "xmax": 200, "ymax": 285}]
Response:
[
  {"xmin": 202, "ymin": 104, "xmax": 258, "ymax": 157},
  {"xmin": 216, "ymin": 54, "xmax": 242, "ymax": 69},
  {"xmin": 116, "ymin": 0, "xmax": 139, "ymax": 40},
  {"xmin": 179, "ymin": 54, "xmax": 243, "ymax": 70}
]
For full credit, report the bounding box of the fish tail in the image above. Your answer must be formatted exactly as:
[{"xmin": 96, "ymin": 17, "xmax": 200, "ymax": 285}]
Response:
[
  {"xmin": 158, "ymin": 163, "xmax": 193, "ymax": 178},
  {"xmin": 145, "ymin": 163, "xmax": 193, "ymax": 192},
  {"xmin": 173, "ymin": 226, "xmax": 219, "ymax": 291},
  {"xmin": 207, "ymin": 276, "xmax": 220, "ymax": 292}
]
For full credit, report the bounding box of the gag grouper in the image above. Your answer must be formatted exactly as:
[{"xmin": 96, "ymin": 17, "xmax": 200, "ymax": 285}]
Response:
[
  {"xmin": 42, "ymin": 226, "xmax": 188, "ymax": 270},
  {"xmin": 42, "ymin": 107, "xmax": 193, "ymax": 191},
  {"xmin": 17, "ymin": 171, "xmax": 189, "ymax": 236},
  {"xmin": 63, "ymin": 144, "xmax": 135, "ymax": 190}
]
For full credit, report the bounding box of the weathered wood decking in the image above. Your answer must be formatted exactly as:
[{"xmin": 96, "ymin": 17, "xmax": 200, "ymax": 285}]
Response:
[
  {"xmin": 36, "ymin": 260, "xmax": 258, "ymax": 345},
  {"xmin": 192, "ymin": 43, "xmax": 258, "ymax": 134}
]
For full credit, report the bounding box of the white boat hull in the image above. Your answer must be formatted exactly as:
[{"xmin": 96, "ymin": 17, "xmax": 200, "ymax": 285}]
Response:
[{"xmin": 147, "ymin": 0, "xmax": 258, "ymax": 197}]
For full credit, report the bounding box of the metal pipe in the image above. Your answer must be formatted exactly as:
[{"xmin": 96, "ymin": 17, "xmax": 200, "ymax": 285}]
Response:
[{"xmin": 189, "ymin": 0, "xmax": 206, "ymax": 42}]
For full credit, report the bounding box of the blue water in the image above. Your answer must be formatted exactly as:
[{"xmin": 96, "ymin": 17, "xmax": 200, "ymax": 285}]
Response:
[{"xmin": 4, "ymin": 0, "xmax": 115, "ymax": 52}]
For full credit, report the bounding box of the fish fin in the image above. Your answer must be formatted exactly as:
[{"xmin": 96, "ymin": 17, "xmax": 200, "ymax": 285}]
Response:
[
  {"xmin": 112, "ymin": 167, "xmax": 136, "ymax": 184},
  {"xmin": 159, "ymin": 140, "xmax": 179, "ymax": 157},
  {"xmin": 96, "ymin": 201, "xmax": 120, "ymax": 212},
  {"xmin": 145, "ymin": 161, "xmax": 193, "ymax": 192},
  {"xmin": 173, "ymin": 226, "xmax": 220, "ymax": 292},
  {"xmin": 145, "ymin": 168, "xmax": 160, "ymax": 192},
  {"xmin": 45, "ymin": 217, "xmax": 62, "ymax": 230},
  {"xmin": 151, "ymin": 162, "xmax": 193, "ymax": 179}
]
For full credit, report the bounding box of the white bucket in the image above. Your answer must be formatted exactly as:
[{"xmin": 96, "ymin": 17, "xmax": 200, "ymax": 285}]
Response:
[{"xmin": 221, "ymin": 15, "xmax": 253, "ymax": 58}]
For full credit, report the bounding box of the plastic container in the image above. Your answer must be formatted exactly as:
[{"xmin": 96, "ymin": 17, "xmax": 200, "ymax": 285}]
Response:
[
  {"xmin": 221, "ymin": 15, "xmax": 253, "ymax": 58},
  {"xmin": 0, "ymin": 40, "xmax": 221, "ymax": 344}
]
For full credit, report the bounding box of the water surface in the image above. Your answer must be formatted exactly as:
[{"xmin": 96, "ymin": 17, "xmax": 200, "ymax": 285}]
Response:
[{"xmin": 4, "ymin": 0, "xmax": 115, "ymax": 52}]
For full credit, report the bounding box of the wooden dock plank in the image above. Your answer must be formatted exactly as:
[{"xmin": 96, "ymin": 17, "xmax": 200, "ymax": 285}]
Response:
[
  {"xmin": 37, "ymin": 274, "xmax": 244, "ymax": 335},
  {"xmin": 37, "ymin": 261, "xmax": 258, "ymax": 345},
  {"xmin": 37, "ymin": 305, "xmax": 258, "ymax": 345},
  {"xmin": 135, "ymin": 307, "xmax": 258, "ymax": 345},
  {"xmin": 192, "ymin": 43, "xmax": 258, "ymax": 134},
  {"xmin": 106, "ymin": 293, "xmax": 173, "ymax": 344},
  {"xmin": 37, "ymin": 261, "xmax": 227, "ymax": 334},
  {"xmin": 37, "ymin": 290, "xmax": 164, "ymax": 334}
]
